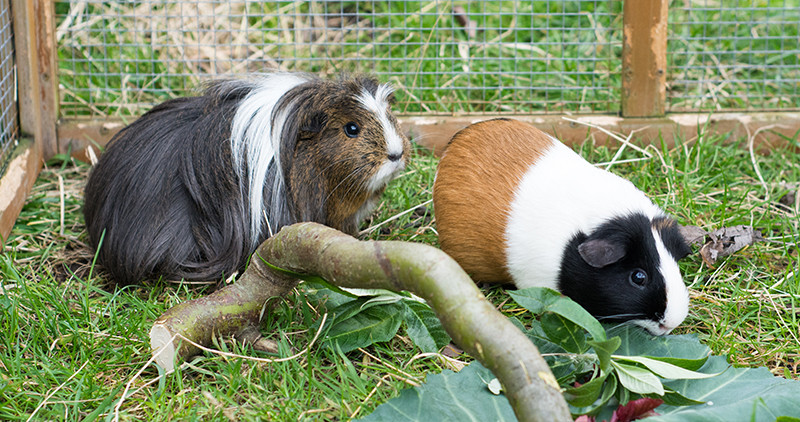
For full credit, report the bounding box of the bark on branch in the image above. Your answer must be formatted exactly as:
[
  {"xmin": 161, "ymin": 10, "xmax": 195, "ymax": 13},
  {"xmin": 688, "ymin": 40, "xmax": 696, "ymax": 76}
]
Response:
[{"xmin": 150, "ymin": 222, "xmax": 571, "ymax": 421}]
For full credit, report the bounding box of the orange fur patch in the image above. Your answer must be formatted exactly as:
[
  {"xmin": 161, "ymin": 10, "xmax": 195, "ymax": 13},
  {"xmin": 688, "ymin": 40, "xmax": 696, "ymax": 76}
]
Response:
[{"xmin": 433, "ymin": 119, "xmax": 554, "ymax": 282}]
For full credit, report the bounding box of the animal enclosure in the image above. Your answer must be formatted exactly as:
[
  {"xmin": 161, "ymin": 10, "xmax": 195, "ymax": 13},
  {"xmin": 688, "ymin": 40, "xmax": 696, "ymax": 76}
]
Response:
[{"xmin": 2, "ymin": 0, "xmax": 800, "ymax": 237}]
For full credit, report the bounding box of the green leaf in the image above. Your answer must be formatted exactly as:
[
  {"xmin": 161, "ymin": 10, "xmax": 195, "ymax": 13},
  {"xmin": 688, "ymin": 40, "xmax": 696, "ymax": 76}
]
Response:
[
  {"xmin": 540, "ymin": 312, "xmax": 588, "ymax": 353},
  {"xmin": 403, "ymin": 301, "xmax": 450, "ymax": 353},
  {"xmin": 569, "ymin": 372, "xmax": 618, "ymax": 416},
  {"xmin": 588, "ymin": 336, "xmax": 622, "ymax": 372},
  {"xmin": 363, "ymin": 323, "xmax": 800, "ymax": 421},
  {"xmin": 652, "ymin": 356, "xmax": 800, "ymax": 421},
  {"xmin": 326, "ymin": 297, "xmax": 376, "ymax": 326},
  {"xmin": 359, "ymin": 362, "xmax": 516, "ymax": 421},
  {"xmin": 612, "ymin": 355, "xmax": 721, "ymax": 380},
  {"xmin": 611, "ymin": 361, "xmax": 665, "ymax": 395},
  {"xmin": 323, "ymin": 303, "xmax": 404, "ymax": 353},
  {"xmin": 650, "ymin": 390, "xmax": 706, "ymax": 407},
  {"xmin": 642, "ymin": 355, "xmax": 710, "ymax": 372},
  {"xmin": 564, "ymin": 371, "xmax": 609, "ymax": 407},
  {"xmin": 609, "ymin": 325, "xmax": 709, "ymax": 360},
  {"xmin": 509, "ymin": 287, "xmax": 606, "ymax": 341}
]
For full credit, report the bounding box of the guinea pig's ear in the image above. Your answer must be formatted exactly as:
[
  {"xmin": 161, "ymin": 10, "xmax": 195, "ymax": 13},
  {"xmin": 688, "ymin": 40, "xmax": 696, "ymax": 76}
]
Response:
[
  {"xmin": 300, "ymin": 111, "xmax": 327, "ymax": 134},
  {"xmin": 578, "ymin": 238, "xmax": 626, "ymax": 268}
]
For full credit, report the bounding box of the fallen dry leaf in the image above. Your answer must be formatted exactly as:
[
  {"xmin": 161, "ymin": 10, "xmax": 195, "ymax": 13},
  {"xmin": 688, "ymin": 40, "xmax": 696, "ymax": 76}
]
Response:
[
  {"xmin": 441, "ymin": 343, "xmax": 463, "ymax": 358},
  {"xmin": 680, "ymin": 225, "xmax": 766, "ymax": 268}
]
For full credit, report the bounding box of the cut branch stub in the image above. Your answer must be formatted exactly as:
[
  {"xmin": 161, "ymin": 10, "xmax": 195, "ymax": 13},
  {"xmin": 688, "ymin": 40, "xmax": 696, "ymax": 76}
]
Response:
[{"xmin": 150, "ymin": 222, "xmax": 571, "ymax": 421}]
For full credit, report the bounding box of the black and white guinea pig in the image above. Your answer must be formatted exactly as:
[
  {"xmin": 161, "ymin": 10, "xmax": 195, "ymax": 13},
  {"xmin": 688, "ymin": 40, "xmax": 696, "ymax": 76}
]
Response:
[
  {"xmin": 84, "ymin": 73, "xmax": 410, "ymax": 286},
  {"xmin": 433, "ymin": 118, "xmax": 691, "ymax": 335}
]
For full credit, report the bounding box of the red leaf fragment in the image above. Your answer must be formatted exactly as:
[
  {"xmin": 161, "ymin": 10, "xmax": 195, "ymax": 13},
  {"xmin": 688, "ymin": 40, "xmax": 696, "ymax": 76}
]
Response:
[{"xmin": 610, "ymin": 398, "xmax": 664, "ymax": 422}]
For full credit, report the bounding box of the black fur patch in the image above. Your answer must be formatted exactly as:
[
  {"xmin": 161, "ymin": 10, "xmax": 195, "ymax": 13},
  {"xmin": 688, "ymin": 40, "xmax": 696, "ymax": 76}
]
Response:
[
  {"xmin": 654, "ymin": 217, "xmax": 692, "ymax": 260},
  {"xmin": 83, "ymin": 85, "xmax": 249, "ymax": 285},
  {"xmin": 558, "ymin": 213, "xmax": 669, "ymax": 324}
]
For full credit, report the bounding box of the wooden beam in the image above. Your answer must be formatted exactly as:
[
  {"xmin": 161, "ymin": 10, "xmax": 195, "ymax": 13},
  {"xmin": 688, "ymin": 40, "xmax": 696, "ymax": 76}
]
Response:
[
  {"xmin": 621, "ymin": 0, "xmax": 669, "ymax": 118},
  {"xmin": 58, "ymin": 112, "xmax": 800, "ymax": 161},
  {"xmin": 0, "ymin": 138, "xmax": 43, "ymax": 243},
  {"xmin": 12, "ymin": 0, "xmax": 58, "ymax": 160},
  {"xmin": 1, "ymin": 0, "xmax": 57, "ymax": 241}
]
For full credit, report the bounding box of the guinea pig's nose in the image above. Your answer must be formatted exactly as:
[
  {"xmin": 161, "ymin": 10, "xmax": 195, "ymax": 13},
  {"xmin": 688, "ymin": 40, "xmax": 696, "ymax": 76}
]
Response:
[{"xmin": 388, "ymin": 153, "xmax": 403, "ymax": 162}]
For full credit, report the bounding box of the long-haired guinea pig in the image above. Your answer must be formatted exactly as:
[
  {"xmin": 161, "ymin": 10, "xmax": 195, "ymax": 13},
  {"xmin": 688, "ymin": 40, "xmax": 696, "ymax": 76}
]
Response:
[
  {"xmin": 84, "ymin": 73, "xmax": 410, "ymax": 286},
  {"xmin": 433, "ymin": 118, "xmax": 691, "ymax": 335}
]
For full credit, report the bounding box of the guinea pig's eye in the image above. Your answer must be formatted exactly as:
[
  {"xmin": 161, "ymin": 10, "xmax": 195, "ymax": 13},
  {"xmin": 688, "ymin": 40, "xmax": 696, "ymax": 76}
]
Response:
[
  {"xmin": 343, "ymin": 122, "xmax": 360, "ymax": 138},
  {"xmin": 629, "ymin": 269, "xmax": 648, "ymax": 287}
]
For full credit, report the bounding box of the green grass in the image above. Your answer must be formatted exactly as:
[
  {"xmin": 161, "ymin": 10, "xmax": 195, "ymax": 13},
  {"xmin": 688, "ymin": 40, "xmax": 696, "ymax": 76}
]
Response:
[
  {"xmin": 53, "ymin": 1, "xmax": 800, "ymax": 119},
  {"xmin": 1, "ymin": 131, "xmax": 798, "ymax": 420}
]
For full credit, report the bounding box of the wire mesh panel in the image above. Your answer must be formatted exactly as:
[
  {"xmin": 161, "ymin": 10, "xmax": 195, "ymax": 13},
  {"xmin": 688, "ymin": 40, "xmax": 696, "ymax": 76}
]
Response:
[
  {"xmin": 668, "ymin": 0, "xmax": 800, "ymax": 112},
  {"xmin": 0, "ymin": 0, "xmax": 18, "ymax": 173},
  {"xmin": 56, "ymin": 1, "xmax": 622, "ymax": 118}
]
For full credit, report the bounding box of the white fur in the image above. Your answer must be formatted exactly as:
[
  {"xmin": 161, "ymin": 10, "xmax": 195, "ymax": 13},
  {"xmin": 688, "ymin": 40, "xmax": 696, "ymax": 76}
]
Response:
[
  {"xmin": 650, "ymin": 227, "xmax": 689, "ymax": 334},
  {"xmin": 504, "ymin": 137, "xmax": 665, "ymax": 289},
  {"xmin": 229, "ymin": 73, "xmax": 310, "ymax": 246},
  {"xmin": 356, "ymin": 84, "xmax": 405, "ymax": 159}
]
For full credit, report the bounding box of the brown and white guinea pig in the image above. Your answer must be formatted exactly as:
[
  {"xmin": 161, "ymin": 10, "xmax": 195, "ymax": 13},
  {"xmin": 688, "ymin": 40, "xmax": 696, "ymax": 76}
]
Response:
[
  {"xmin": 84, "ymin": 73, "xmax": 410, "ymax": 286},
  {"xmin": 433, "ymin": 118, "xmax": 691, "ymax": 335}
]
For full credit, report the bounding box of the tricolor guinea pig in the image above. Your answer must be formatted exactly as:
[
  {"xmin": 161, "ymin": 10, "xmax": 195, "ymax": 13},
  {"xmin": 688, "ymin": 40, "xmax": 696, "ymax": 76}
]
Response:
[
  {"xmin": 433, "ymin": 118, "xmax": 691, "ymax": 335},
  {"xmin": 84, "ymin": 73, "xmax": 410, "ymax": 286}
]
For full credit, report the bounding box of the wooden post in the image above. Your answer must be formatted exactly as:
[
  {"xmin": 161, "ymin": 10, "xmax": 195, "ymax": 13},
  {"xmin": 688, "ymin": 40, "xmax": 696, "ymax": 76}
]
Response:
[
  {"xmin": 2, "ymin": 0, "xmax": 58, "ymax": 242},
  {"xmin": 12, "ymin": 0, "xmax": 58, "ymax": 159},
  {"xmin": 621, "ymin": 0, "xmax": 669, "ymax": 118}
]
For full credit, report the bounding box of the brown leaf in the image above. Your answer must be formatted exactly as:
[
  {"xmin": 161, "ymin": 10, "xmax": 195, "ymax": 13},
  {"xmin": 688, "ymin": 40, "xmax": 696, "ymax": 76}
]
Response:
[
  {"xmin": 679, "ymin": 225, "xmax": 708, "ymax": 246},
  {"xmin": 441, "ymin": 342, "xmax": 463, "ymax": 358},
  {"xmin": 695, "ymin": 225, "xmax": 765, "ymax": 268}
]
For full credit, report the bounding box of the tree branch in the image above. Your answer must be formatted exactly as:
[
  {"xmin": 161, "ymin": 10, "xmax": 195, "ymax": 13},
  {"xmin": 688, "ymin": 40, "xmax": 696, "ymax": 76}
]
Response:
[{"xmin": 150, "ymin": 222, "xmax": 571, "ymax": 421}]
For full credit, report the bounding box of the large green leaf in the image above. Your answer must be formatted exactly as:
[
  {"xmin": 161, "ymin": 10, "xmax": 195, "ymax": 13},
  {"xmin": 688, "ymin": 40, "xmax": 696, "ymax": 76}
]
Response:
[
  {"xmin": 323, "ymin": 302, "xmax": 404, "ymax": 353},
  {"xmin": 363, "ymin": 324, "xmax": 800, "ymax": 421},
  {"xmin": 647, "ymin": 356, "xmax": 800, "ymax": 421},
  {"xmin": 359, "ymin": 362, "xmax": 516, "ymax": 421},
  {"xmin": 403, "ymin": 301, "xmax": 450, "ymax": 353},
  {"xmin": 509, "ymin": 287, "xmax": 606, "ymax": 341},
  {"xmin": 608, "ymin": 325, "xmax": 710, "ymax": 360}
]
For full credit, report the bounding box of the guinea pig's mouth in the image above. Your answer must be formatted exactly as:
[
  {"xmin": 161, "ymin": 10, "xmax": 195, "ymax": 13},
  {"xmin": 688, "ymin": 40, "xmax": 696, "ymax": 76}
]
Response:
[
  {"xmin": 634, "ymin": 319, "xmax": 676, "ymax": 336},
  {"xmin": 367, "ymin": 158, "xmax": 406, "ymax": 192}
]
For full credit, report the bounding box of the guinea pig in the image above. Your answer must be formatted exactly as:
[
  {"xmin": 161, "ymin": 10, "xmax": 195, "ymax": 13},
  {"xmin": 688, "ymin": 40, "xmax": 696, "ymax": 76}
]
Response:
[
  {"xmin": 84, "ymin": 73, "xmax": 410, "ymax": 286},
  {"xmin": 433, "ymin": 118, "xmax": 691, "ymax": 335}
]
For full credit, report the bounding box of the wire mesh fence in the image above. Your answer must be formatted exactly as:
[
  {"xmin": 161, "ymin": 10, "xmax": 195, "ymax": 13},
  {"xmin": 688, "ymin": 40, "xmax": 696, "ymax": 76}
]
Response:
[
  {"xmin": 0, "ymin": 0, "xmax": 18, "ymax": 173},
  {"xmin": 668, "ymin": 0, "xmax": 800, "ymax": 112},
  {"xmin": 54, "ymin": 1, "xmax": 800, "ymax": 119},
  {"xmin": 56, "ymin": 0, "xmax": 623, "ymax": 118}
]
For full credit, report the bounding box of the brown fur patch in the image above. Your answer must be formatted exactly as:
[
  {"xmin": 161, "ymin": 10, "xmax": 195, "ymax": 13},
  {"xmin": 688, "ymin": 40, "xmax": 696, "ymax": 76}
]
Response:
[
  {"xmin": 433, "ymin": 119, "xmax": 554, "ymax": 282},
  {"xmin": 652, "ymin": 217, "xmax": 676, "ymax": 233}
]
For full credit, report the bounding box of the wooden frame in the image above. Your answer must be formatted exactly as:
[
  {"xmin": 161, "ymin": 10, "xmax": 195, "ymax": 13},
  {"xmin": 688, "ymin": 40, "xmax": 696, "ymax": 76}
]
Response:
[{"xmin": 0, "ymin": 0, "xmax": 58, "ymax": 242}]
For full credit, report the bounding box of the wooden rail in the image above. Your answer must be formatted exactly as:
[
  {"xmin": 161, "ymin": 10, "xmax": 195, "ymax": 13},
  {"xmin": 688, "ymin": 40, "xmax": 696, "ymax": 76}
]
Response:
[{"xmin": 1, "ymin": 0, "xmax": 58, "ymax": 243}]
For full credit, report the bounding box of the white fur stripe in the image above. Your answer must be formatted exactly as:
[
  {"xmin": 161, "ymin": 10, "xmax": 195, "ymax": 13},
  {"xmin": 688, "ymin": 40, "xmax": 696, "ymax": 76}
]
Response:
[
  {"xmin": 356, "ymin": 84, "xmax": 404, "ymax": 157},
  {"xmin": 229, "ymin": 73, "xmax": 310, "ymax": 245},
  {"xmin": 652, "ymin": 227, "xmax": 689, "ymax": 332}
]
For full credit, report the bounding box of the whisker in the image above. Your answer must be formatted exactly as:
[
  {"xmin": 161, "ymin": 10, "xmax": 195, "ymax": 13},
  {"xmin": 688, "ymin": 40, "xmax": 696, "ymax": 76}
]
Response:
[
  {"xmin": 325, "ymin": 164, "xmax": 371, "ymax": 203},
  {"xmin": 595, "ymin": 313, "xmax": 647, "ymax": 321}
]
